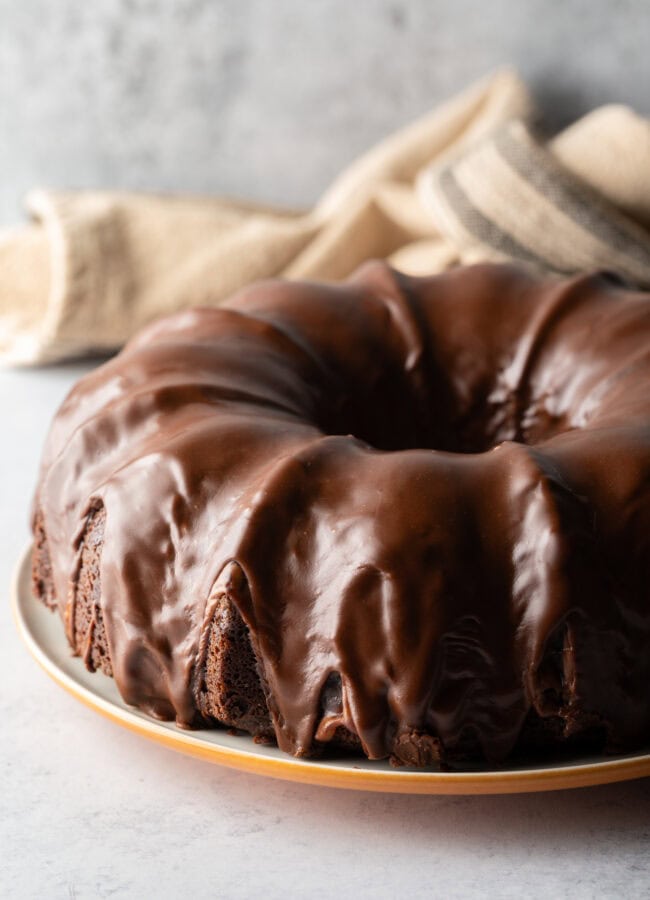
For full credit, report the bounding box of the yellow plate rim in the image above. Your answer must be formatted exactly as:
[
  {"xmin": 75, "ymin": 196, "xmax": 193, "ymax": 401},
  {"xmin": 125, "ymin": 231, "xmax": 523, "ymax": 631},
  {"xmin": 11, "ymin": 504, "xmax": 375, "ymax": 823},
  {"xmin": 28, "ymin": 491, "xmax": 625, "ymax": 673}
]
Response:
[{"xmin": 13, "ymin": 542, "xmax": 650, "ymax": 794}]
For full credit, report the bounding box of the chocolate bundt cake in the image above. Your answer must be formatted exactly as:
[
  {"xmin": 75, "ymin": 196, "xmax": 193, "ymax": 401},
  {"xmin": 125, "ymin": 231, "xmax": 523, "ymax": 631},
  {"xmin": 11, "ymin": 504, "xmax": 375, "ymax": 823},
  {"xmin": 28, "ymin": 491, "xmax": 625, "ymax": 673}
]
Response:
[{"xmin": 31, "ymin": 262, "xmax": 650, "ymax": 768}]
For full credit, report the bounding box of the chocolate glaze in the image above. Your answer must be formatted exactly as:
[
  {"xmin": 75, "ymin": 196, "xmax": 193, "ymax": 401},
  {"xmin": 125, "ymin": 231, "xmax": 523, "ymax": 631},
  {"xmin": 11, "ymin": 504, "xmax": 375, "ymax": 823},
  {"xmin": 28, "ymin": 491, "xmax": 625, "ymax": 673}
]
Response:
[{"xmin": 33, "ymin": 262, "xmax": 650, "ymax": 762}]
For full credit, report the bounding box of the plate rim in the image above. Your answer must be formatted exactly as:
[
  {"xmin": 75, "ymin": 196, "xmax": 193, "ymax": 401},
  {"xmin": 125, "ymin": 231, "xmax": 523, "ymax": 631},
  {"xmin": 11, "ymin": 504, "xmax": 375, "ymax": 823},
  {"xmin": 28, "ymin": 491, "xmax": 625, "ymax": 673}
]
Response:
[{"xmin": 13, "ymin": 542, "xmax": 650, "ymax": 795}]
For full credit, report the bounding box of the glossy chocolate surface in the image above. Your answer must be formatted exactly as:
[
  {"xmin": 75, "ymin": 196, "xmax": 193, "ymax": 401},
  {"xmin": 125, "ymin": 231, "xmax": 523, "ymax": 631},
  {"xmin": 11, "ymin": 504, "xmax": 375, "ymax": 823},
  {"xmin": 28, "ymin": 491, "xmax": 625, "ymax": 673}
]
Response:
[{"xmin": 33, "ymin": 262, "xmax": 650, "ymax": 761}]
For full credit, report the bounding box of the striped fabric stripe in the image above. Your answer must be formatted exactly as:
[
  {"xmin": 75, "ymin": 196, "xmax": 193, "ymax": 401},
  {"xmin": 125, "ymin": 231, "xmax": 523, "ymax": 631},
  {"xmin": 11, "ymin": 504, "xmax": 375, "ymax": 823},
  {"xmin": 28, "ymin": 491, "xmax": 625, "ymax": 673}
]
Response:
[
  {"xmin": 437, "ymin": 169, "xmax": 549, "ymax": 268},
  {"xmin": 420, "ymin": 120, "xmax": 650, "ymax": 287}
]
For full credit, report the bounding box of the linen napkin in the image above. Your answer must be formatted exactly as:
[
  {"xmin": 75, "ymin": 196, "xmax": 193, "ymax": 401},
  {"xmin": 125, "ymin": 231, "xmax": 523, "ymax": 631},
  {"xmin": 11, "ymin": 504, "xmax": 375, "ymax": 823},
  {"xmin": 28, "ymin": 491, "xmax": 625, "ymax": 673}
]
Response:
[{"xmin": 1, "ymin": 68, "xmax": 649, "ymax": 365}]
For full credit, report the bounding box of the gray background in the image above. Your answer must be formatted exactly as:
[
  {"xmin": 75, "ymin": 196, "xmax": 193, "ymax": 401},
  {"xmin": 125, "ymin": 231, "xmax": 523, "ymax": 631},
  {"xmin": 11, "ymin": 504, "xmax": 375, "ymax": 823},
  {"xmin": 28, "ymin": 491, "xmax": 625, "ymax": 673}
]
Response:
[{"xmin": 2, "ymin": 0, "xmax": 650, "ymax": 226}]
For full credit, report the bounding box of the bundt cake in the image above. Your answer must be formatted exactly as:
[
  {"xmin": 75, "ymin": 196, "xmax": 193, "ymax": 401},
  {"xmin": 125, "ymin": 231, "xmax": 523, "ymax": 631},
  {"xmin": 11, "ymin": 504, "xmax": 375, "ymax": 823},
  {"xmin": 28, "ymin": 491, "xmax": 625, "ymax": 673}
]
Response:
[{"xmin": 31, "ymin": 262, "xmax": 650, "ymax": 768}]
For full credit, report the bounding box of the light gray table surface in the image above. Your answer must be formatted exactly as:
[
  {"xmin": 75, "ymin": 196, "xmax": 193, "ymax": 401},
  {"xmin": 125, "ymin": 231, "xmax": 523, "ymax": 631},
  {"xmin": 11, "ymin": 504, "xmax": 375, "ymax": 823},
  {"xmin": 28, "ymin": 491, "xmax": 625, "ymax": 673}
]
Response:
[{"xmin": 2, "ymin": 362, "xmax": 650, "ymax": 900}]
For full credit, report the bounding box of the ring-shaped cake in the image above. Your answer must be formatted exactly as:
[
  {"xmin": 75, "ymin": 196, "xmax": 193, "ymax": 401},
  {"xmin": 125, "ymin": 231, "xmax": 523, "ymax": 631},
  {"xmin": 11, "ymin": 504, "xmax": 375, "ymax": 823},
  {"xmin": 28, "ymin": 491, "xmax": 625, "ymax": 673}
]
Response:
[{"xmin": 32, "ymin": 262, "xmax": 650, "ymax": 767}]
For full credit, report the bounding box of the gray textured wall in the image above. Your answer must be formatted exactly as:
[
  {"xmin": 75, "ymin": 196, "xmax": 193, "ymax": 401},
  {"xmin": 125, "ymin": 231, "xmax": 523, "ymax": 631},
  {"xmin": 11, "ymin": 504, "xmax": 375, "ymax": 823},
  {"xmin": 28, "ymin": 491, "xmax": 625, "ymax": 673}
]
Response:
[{"xmin": 2, "ymin": 0, "xmax": 649, "ymax": 225}]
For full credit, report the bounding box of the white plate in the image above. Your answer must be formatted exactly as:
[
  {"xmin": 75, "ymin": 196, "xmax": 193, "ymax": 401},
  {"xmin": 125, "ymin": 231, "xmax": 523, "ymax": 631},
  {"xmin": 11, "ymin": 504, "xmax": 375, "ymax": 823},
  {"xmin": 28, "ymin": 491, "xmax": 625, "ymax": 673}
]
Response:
[{"xmin": 13, "ymin": 543, "xmax": 650, "ymax": 794}]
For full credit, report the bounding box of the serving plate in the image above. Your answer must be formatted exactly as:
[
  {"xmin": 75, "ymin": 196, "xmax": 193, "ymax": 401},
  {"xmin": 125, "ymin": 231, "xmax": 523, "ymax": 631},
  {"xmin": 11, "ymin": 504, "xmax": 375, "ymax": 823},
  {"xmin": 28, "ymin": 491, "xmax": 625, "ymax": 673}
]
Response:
[{"xmin": 13, "ymin": 544, "xmax": 650, "ymax": 794}]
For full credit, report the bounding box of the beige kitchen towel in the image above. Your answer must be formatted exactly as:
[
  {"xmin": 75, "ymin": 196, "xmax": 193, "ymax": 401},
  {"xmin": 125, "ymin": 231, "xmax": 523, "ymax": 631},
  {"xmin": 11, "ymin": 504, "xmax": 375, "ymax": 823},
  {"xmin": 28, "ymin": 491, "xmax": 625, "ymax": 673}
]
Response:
[
  {"xmin": 418, "ymin": 115, "xmax": 650, "ymax": 282},
  {"xmin": 1, "ymin": 68, "xmax": 650, "ymax": 365}
]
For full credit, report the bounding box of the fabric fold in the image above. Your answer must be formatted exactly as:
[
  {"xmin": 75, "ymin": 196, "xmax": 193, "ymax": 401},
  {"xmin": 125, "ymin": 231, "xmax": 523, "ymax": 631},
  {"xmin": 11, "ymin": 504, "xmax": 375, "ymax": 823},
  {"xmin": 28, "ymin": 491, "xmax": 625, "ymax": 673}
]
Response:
[{"xmin": 418, "ymin": 119, "xmax": 650, "ymax": 284}]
